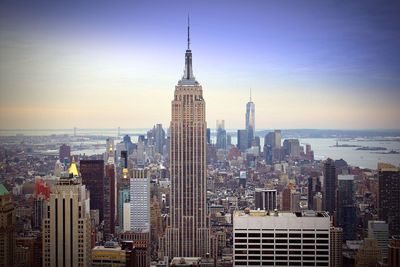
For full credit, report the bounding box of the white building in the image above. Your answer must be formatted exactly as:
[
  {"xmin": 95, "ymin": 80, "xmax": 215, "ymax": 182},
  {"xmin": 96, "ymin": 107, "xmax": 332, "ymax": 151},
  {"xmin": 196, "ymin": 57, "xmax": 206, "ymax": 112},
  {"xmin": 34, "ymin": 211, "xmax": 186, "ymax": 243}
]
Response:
[
  {"xmin": 42, "ymin": 172, "xmax": 91, "ymax": 267},
  {"xmin": 233, "ymin": 210, "xmax": 330, "ymax": 266},
  {"xmin": 130, "ymin": 168, "xmax": 150, "ymax": 232}
]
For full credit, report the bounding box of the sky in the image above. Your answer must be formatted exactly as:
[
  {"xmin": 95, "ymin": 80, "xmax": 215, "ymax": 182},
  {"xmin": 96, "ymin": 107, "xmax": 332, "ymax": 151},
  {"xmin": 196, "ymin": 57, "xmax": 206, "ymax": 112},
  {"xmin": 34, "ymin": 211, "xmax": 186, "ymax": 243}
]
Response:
[{"xmin": 0, "ymin": 0, "xmax": 399, "ymax": 130}]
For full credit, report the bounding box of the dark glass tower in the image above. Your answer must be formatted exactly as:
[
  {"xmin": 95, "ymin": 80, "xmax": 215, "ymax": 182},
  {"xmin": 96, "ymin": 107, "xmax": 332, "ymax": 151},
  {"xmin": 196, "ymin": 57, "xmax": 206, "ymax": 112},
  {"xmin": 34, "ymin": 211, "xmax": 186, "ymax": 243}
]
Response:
[{"xmin": 323, "ymin": 158, "xmax": 337, "ymax": 216}]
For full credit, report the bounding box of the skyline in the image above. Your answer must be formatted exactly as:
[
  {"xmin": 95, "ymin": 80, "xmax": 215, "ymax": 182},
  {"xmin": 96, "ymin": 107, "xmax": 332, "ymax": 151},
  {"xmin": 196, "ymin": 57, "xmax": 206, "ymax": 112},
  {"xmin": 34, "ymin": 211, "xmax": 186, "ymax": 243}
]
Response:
[{"xmin": 1, "ymin": 1, "xmax": 400, "ymax": 130}]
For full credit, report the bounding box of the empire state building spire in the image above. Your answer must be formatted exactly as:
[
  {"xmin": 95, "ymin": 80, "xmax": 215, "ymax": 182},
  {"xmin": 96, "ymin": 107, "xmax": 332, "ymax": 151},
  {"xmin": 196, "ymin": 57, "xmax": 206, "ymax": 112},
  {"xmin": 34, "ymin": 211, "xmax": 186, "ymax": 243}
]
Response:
[{"xmin": 180, "ymin": 15, "xmax": 197, "ymax": 85}]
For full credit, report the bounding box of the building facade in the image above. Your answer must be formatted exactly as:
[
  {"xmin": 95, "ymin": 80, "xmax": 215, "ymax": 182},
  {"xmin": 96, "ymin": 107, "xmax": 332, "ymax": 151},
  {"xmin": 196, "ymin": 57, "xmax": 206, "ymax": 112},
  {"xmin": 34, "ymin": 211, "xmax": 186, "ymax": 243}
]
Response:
[
  {"xmin": 165, "ymin": 21, "xmax": 210, "ymax": 258},
  {"xmin": 42, "ymin": 175, "xmax": 92, "ymax": 267},
  {"xmin": 130, "ymin": 169, "xmax": 150, "ymax": 233},
  {"xmin": 378, "ymin": 163, "xmax": 400, "ymax": 236},
  {"xmin": 0, "ymin": 184, "xmax": 15, "ymax": 267},
  {"xmin": 254, "ymin": 189, "xmax": 277, "ymax": 211},
  {"xmin": 233, "ymin": 210, "xmax": 330, "ymax": 266}
]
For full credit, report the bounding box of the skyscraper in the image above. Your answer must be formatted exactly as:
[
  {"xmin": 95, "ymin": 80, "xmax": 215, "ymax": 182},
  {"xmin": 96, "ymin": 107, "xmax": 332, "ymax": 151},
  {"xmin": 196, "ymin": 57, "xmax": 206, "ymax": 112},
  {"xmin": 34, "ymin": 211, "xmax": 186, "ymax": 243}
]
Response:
[
  {"xmin": 216, "ymin": 120, "xmax": 227, "ymax": 150},
  {"xmin": 42, "ymin": 172, "xmax": 91, "ymax": 267},
  {"xmin": 237, "ymin": 129, "xmax": 248, "ymax": 152},
  {"xmin": 59, "ymin": 144, "xmax": 71, "ymax": 164},
  {"xmin": 330, "ymin": 227, "xmax": 343, "ymax": 267},
  {"xmin": 130, "ymin": 168, "xmax": 150, "ymax": 233},
  {"xmin": 80, "ymin": 160, "xmax": 105, "ymax": 222},
  {"xmin": 337, "ymin": 175, "xmax": 356, "ymax": 241},
  {"xmin": 368, "ymin": 220, "xmax": 389, "ymax": 260},
  {"xmin": 323, "ymin": 158, "xmax": 337, "ymax": 216},
  {"xmin": 165, "ymin": 18, "xmax": 210, "ymax": 258},
  {"xmin": 245, "ymin": 89, "xmax": 255, "ymax": 147},
  {"xmin": 378, "ymin": 163, "xmax": 400, "ymax": 236}
]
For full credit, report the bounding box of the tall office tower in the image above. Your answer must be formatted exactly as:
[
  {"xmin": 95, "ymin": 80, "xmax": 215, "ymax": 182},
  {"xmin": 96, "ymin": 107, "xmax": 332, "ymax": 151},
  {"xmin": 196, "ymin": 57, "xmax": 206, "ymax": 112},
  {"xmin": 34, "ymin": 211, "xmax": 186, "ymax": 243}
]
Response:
[
  {"xmin": 283, "ymin": 139, "xmax": 301, "ymax": 158},
  {"xmin": 254, "ymin": 188, "xmax": 277, "ymax": 211},
  {"xmin": 42, "ymin": 173, "xmax": 91, "ymax": 267},
  {"xmin": 206, "ymin": 128, "xmax": 211, "ymax": 144},
  {"xmin": 130, "ymin": 169, "xmax": 150, "ymax": 232},
  {"xmin": 355, "ymin": 238, "xmax": 382, "ymax": 267},
  {"xmin": 104, "ymin": 163, "xmax": 116, "ymax": 239},
  {"xmin": 313, "ymin": 192, "xmax": 323, "ymax": 212},
  {"xmin": 323, "ymin": 158, "xmax": 337, "ymax": 216},
  {"xmin": 59, "ymin": 144, "xmax": 71, "ymax": 163},
  {"xmin": 330, "ymin": 227, "xmax": 343, "ymax": 267},
  {"xmin": 337, "ymin": 175, "xmax": 356, "ymax": 241},
  {"xmin": 80, "ymin": 160, "xmax": 105, "ymax": 222},
  {"xmin": 307, "ymin": 176, "xmax": 321, "ymax": 210},
  {"xmin": 378, "ymin": 163, "xmax": 400, "ymax": 236},
  {"xmin": 0, "ymin": 184, "xmax": 15, "ymax": 267},
  {"xmin": 154, "ymin": 124, "xmax": 166, "ymax": 154},
  {"xmin": 165, "ymin": 19, "xmax": 210, "ymax": 258},
  {"xmin": 123, "ymin": 135, "xmax": 135, "ymax": 155},
  {"xmin": 368, "ymin": 221, "xmax": 389, "ymax": 260},
  {"xmin": 264, "ymin": 132, "xmax": 275, "ymax": 147},
  {"xmin": 233, "ymin": 210, "xmax": 330, "ymax": 266},
  {"xmin": 237, "ymin": 129, "xmax": 248, "ymax": 152},
  {"xmin": 274, "ymin": 130, "xmax": 282, "ymax": 148},
  {"xmin": 388, "ymin": 236, "xmax": 400, "ymax": 267},
  {"xmin": 290, "ymin": 191, "xmax": 301, "ymax": 212},
  {"xmin": 245, "ymin": 89, "xmax": 255, "ymax": 148},
  {"xmin": 216, "ymin": 120, "xmax": 227, "ymax": 150}
]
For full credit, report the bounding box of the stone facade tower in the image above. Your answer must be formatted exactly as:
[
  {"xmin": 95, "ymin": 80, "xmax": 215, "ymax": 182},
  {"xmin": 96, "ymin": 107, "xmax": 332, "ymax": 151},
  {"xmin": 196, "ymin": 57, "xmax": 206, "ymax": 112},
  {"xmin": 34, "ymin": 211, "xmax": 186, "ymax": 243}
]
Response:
[{"xmin": 165, "ymin": 17, "xmax": 210, "ymax": 258}]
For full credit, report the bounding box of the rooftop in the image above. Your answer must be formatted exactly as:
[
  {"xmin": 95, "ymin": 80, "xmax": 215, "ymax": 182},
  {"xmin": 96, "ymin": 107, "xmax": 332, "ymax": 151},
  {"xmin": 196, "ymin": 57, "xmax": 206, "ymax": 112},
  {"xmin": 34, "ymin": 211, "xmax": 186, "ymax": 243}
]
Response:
[
  {"xmin": 0, "ymin": 184, "xmax": 9, "ymax": 196},
  {"xmin": 234, "ymin": 210, "xmax": 329, "ymax": 218}
]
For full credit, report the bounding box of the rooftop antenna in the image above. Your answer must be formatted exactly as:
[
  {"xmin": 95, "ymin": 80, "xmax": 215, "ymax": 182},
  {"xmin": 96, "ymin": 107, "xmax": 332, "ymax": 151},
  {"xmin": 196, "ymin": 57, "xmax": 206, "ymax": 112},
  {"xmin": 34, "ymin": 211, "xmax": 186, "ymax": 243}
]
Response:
[{"xmin": 187, "ymin": 14, "xmax": 190, "ymax": 50}]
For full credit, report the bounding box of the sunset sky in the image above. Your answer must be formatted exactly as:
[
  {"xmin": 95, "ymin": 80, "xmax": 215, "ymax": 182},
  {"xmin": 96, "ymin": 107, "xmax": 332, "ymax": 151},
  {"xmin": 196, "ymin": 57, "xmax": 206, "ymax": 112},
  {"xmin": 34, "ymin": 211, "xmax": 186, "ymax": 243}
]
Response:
[{"xmin": 0, "ymin": 0, "xmax": 399, "ymax": 130}]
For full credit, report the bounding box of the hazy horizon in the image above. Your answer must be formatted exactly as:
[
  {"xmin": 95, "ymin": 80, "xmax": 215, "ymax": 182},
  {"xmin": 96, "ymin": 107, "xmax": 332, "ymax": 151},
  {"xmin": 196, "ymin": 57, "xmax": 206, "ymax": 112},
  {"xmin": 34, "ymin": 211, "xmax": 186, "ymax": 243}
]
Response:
[{"xmin": 1, "ymin": 1, "xmax": 400, "ymax": 129}]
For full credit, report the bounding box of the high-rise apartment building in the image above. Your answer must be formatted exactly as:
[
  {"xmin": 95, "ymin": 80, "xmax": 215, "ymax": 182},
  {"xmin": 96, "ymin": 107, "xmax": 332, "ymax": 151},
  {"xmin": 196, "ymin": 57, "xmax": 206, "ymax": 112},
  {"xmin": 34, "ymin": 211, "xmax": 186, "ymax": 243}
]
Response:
[
  {"xmin": 130, "ymin": 168, "xmax": 150, "ymax": 233},
  {"xmin": 42, "ymin": 174, "xmax": 91, "ymax": 267},
  {"xmin": 283, "ymin": 139, "xmax": 301, "ymax": 158},
  {"xmin": 245, "ymin": 90, "xmax": 255, "ymax": 148},
  {"xmin": 355, "ymin": 238, "xmax": 382, "ymax": 267},
  {"xmin": 233, "ymin": 210, "xmax": 330, "ymax": 266},
  {"xmin": 337, "ymin": 175, "xmax": 356, "ymax": 241},
  {"xmin": 0, "ymin": 184, "xmax": 15, "ymax": 267},
  {"xmin": 80, "ymin": 160, "xmax": 105, "ymax": 222},
  {"xmin": 378, "ymin": 163, "xmax": 400, "ymax": 236},
  {"xmin": 323, "ymin": 158, "xmax": 337, "ymax": 216},
  {"xmin": 165, "ymin": 19, "xmax": 210, "ymax": 258},
  {"xmin": 254, "ymin": 188, "xmax": 277, "ymax": 211}
]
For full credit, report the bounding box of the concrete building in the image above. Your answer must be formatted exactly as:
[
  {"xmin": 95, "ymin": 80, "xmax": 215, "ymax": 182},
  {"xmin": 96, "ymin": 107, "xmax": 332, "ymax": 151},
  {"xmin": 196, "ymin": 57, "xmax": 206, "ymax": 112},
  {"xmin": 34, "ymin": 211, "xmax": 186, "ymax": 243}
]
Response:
[
  {"xmin": 254, "ymin": 188, "xmax": 277, "ymax": 211},
  {"xmin": 283, "ymin": 139, "xmax": 301, "ymax": 158},
  {"xmin": 130, "ymin": 169, "xmax": 150, "ymax": 233},
  {"xmin": 0, "ymin": 184, "xmax": 15, "ymax": 267},
  {"xmin": 42, "ymin": 172, "xmax": 91, "ymax": 267},
  {"xmin": 164, "ymin": 20, "xmax": 210, "ymax": 258},
  {"xmin": 233, "ymin": 210, "xmax": 330, "ymax": 266}
]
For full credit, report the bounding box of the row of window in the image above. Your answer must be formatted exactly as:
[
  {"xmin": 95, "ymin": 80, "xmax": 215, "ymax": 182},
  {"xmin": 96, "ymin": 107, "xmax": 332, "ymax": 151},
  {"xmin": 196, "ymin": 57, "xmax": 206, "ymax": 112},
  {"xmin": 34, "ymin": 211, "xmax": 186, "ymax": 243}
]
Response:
[
  {"xmin": 235, "ymin": 238, "xmax": 329, "ymax": 244},
  {"xmin": 235, "ymin": 249, "xmax": 329, "ymax": 255},
  {"xmin": 235, "ymin": 232, "xmax": 329, "ymax": 238},
  {"xmin": 235, "ymin": 261, "xmax": 329, "ymax": 266}
]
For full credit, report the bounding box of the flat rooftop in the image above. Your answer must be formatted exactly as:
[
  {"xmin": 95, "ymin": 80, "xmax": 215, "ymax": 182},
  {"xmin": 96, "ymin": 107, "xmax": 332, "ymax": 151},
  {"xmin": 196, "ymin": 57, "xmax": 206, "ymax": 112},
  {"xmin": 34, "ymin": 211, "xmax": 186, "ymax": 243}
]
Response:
[{"xmin": 234, "ymin": 210, "xmax": 329, "ymax": 218}]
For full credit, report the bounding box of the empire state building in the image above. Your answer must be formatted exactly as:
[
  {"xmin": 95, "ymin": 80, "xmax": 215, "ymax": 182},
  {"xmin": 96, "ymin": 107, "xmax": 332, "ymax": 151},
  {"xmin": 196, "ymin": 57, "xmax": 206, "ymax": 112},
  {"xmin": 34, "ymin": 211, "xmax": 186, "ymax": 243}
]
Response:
[{"xmin": 165, "ymin": 19, "xmax": 210, "ymax": 258}]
